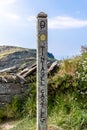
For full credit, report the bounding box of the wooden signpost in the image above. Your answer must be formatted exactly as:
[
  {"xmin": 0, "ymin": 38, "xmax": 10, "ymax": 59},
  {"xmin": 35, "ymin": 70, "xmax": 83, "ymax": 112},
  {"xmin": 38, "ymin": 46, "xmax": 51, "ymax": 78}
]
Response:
[{"xmin": 37, "ymin": 12, "xmax": 48, "ymax": 130}]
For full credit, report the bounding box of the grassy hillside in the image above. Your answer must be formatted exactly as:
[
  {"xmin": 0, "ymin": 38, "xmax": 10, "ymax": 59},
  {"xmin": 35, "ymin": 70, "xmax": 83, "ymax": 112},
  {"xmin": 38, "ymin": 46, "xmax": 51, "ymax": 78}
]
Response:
[
  {"xmin": 0, "ymin": 52, "xmax": 87, "ymax": 130},
  {"xmin": 0, "ymin": 46, "xmax": 55, "ymax": 71}
]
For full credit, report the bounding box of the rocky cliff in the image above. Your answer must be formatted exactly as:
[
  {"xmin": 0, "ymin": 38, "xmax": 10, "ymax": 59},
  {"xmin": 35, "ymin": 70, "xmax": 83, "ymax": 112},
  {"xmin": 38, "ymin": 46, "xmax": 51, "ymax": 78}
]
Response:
[
  {"xmin": 0, "ymin": 46, "xmax": 57, "ymax": 108},
  {"xmin": 0, "ymin": 46, "xmax": 55, "ymax": 71}
]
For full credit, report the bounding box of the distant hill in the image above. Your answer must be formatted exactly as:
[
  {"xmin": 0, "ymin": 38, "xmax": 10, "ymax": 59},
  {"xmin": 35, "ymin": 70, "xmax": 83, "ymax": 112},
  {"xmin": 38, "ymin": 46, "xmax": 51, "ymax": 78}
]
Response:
[{"xmin": 0, "ymin": 46, "xmax": 55, "ymax": 71}]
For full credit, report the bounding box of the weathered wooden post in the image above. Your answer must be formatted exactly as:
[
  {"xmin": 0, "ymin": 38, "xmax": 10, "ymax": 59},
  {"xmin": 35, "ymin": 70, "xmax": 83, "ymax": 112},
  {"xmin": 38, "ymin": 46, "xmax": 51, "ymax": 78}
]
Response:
[{"xmin": 37, "ymin": 12, "xmax": 48, "ymax": 130}]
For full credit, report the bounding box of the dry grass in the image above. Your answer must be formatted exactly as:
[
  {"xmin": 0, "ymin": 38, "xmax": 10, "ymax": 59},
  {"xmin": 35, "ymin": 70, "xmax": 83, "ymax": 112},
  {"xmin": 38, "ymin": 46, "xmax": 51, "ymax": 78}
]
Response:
[
  {"xmin": 48, "ymin": 125, "xmax": 64, "ymax": 130},
  {"xmin": 0, "ymin": 48, "xmax": 23, "ymax": 59}
]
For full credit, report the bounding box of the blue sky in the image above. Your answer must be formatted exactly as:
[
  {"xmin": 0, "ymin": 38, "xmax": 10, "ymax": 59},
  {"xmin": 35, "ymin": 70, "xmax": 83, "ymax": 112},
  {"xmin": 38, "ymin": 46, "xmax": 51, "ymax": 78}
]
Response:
[{"xmin": 0, "ymin": 0, "xmax": 87, "ymax": 59}]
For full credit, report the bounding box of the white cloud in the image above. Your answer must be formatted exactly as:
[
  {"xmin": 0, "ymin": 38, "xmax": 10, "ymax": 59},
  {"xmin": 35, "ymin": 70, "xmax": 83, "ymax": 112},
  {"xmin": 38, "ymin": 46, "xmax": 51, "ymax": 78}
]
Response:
[
  {"xmin": 0, "ymin": 0, "xmax": 16, "ymax": 10},
  {"xmin": 7, "ymin": 0, "xmax": 16, "ymax": 4},
  {"xmin": 48, "ymin": 16, "xmax": 87, "ymax": 29},
  {"xmin": 27, "ymin": 16, "xmax": 36, "ymax": 22},
  {"xmin": 26, "ymin": 15, "xmax": 87, "ymax": 29},
  {"xmin": 6, "ymin": 13, "xmax": 20, "ymax": 21},
  {"xmin": 0, "ymin": 0, "xmax": 20, "ymax": 23},
  {"xmin": 0, "ymin": 0, "xmax": 16, "ymax": 5}
]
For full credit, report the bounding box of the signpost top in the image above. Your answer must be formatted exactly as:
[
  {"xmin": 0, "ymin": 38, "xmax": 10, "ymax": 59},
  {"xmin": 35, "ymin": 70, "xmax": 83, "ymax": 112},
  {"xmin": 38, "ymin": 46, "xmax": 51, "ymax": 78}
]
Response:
[{"xmin": 37, "ymin": 12, "xmax": 47, "ymax": 18}]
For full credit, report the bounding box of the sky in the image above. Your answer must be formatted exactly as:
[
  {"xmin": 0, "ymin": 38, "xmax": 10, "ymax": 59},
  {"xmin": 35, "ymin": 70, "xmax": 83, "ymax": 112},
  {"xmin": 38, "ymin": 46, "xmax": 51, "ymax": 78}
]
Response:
[{"xmin": 0, "ymin": 0, "xmax": 87, "ymax": 59}]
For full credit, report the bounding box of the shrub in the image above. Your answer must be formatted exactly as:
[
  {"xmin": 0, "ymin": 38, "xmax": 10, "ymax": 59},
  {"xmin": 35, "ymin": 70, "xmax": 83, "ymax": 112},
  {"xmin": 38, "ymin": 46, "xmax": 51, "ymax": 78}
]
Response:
[{"xmin": 76, "ymin": 53, "xmax": 87, "ymax": 109}]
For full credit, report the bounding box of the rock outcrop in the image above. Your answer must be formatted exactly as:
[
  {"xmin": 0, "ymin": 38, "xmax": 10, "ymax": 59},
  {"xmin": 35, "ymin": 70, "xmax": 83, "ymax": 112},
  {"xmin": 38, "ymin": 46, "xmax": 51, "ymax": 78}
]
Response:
[
  {"xmin": 0, "ymin": 46, "xmax": 55, "ymax": 70},
  {"xmin": 0, "ymin": 46, "xmax": 57, "ymax": 108}
]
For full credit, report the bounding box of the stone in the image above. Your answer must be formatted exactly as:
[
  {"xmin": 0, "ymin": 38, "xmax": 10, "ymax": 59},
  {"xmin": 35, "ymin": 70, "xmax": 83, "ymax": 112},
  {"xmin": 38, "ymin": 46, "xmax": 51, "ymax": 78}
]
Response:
[{"xmin": 37, "ymin": 12, "xmax": 47, "ymax": 18}]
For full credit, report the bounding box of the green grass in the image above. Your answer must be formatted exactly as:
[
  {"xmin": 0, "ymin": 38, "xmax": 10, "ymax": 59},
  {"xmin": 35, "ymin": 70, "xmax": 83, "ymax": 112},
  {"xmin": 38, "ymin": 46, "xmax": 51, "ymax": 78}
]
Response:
[
  {"xmin": 10, "ymin": 91, "xmax": 87, "ymax": 130},
  {"xmin": 48, "ymin": 92, "xmax": 87, "ymax": 130},
  {"xmin": 0, "ymin": 53, "xmax": 87, "ymax": 130},
  {"xmin": 11, "ymin": 118, "xmax": 36, "ymax": 130}
]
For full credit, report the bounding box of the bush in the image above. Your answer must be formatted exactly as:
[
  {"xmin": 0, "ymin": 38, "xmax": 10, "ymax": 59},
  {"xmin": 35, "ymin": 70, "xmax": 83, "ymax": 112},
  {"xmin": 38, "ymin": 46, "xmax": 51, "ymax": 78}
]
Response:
[
  {"xmin": 22, "ymin": 75, "xmax": 36, "ymax": 118},
  {"xmin": 75, "ymin": 53, "xmax": 87, "ymax": 109},
  {"xmin": 0, "ymin": 109, "xmax": 5, "ymax": 122},
  {"xmin": 0, "ymin": 54, "xmax": 87, "ymax": 130}
]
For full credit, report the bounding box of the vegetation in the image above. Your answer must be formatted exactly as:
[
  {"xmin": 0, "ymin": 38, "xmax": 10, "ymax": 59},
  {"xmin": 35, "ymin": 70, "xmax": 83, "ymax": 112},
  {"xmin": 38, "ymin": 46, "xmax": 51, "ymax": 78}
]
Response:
[
  {"xmin": 0, "ymin": 46, "xmax": 23, "ymax": 59},
  {"xmin": 0, "ymin": 52, "xmax": 87, "ymax": 130}
]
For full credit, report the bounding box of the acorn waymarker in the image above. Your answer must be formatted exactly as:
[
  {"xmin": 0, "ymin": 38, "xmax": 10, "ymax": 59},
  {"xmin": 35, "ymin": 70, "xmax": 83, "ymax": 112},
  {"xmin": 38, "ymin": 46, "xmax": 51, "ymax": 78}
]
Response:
[{"xmin": 37, "ymin": 12, "xmax": 48, "ymax": 130}]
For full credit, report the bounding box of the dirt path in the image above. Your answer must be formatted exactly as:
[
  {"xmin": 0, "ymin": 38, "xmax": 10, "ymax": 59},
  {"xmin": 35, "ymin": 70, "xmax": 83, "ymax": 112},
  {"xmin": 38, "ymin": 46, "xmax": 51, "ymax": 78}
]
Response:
[
  {"xmin": 0, "ymin": 120, "xmax": 64, "ymax": 130},
  {"xmin": 0, "ymin": 123, "xmax": 15, "ymax": 130},
  {"xmin": 0, "ymin": 119, "xmax": 17, "ymax": 130}
]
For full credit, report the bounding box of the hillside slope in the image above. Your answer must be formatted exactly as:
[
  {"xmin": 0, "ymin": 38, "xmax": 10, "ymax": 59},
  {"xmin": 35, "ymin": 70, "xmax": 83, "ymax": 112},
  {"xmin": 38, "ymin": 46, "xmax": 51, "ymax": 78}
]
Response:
[
  {"xmin": 0, "ymin": 51, "xmax": 87, "ymax": 130},
  {"xmin": 0, "ymin": 46, "xmax": 55, "ymax": 71}
]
